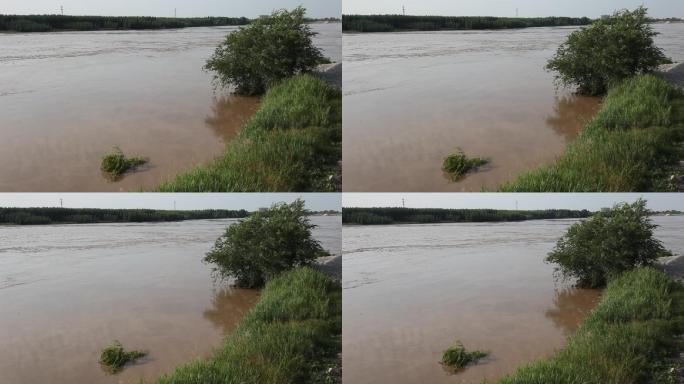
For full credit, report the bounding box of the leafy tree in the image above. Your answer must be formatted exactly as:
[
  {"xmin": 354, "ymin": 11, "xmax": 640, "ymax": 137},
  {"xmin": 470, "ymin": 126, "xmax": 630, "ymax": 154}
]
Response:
[
  {"xmin": 205, "ymin": 7, "xmax": 326, "ymax": 96},
  {"xmin": 547, "ymin": 7, "xmax": 670, "ymax": 96},
  {"xmin": 546, "ymin": 199, "xmax": 671, "ymax": 288},
  {"xmin": 205, "ymin": 199, "xmax": 325, "ymax": 288}
]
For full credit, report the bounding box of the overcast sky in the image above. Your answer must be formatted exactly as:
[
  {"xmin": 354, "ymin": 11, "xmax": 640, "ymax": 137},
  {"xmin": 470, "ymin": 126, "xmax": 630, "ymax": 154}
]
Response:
[
  {"xmin": 343, "ymin": 193, "xmax": 684, "ymax": 211},
  {"xmin": 0, "ymin": 193, "xmax": 341, "ymax": 211},
  {"xmin": 0, "ymin": 0, "xmax": 340, "ymax": 18},
  {"xmin": 343, "ymin": 0, "xmax": 684, "ymax": 18}
]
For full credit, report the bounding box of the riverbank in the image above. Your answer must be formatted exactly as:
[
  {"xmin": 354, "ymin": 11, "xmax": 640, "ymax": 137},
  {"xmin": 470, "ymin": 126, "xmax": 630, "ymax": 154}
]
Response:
[
  {"xmin": 155, "ymin": 267, "xmax": 342, "ymax": 383},
  {"xmin": 500, "ymin": 74, "xmax": 684, "ymax": 192},
  {"xmin": 156, "ymin": 72, "xmax": 342, "ymax": 192},
  {"xmin": 498, "ymin": 267, "xmax": 684, "ymax": 383},
  {"xmin": 342, "ymin": 15, "xmax": 590, "ymax": 32},
  {"xmin": 0, "ymin": 15, "xmax": 249, "ymax": 32}
]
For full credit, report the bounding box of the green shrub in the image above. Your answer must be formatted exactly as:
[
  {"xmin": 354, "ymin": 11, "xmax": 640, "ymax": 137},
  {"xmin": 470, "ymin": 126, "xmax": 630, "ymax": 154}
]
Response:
[
  {"xmin": 547, "ymin": 7, "xmax": 670, "ymax": 96},
  {"xmin": 441, "ymin": 341, "xmax": 488, "ymax": 371},
  {"xmin": 100, "ymin": 147, "xmax": 147, "ymax": 178},
  {"xmin": 442, "ymin": 149, "xmax": 489, "ymax": 181},
  {"xmin": 156, "ymin": 268, "xmax": 341, "ymax": 384},
  {"xmin": 498, "ymin": 268, "xmax": 684, "ymax": 383},
  {"xmin": 546, "ymin": 199, "xmax": 671, "ymax": 288},
  {"xmin": 99, "ymin": 340, "xmax": 146, "ymax": 373},
  {"xmin": 204, "ymin": 199, "xmax": 326, "ymax": 288},
  {"xmin": 205, "ymin": 7, "xmax": 326, "ymax": 95}
]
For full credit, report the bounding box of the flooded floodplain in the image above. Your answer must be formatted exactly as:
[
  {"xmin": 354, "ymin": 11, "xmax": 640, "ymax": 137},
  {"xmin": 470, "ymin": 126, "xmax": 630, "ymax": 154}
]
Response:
[
  {"xmin": 0, "ymin": 23, "xmax": 340, "ymax": 191},
  {"xmin": 343, "ymin": 23, "xmax": 684, "ymax": 191},
  {"xmin": 0, "ymin": 215, "xmax": 341, "ymax": 384},
  {"xmin": 342, "ymin": 215, "xmax": 684, "ymax": 384}
]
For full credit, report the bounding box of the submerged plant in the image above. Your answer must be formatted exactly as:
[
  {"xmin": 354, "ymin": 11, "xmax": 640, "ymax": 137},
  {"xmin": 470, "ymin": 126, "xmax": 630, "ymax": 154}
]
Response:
[
  {"xmin": 441, "ymin": 341, "xmax": 488, "ymax": 371},
  {"xmin": 101, "ymin": 147, "xmax": 148, "ymax": 179},
  {"xmin": 100, "ymin": 340, "xmax": 146, "ymax": 373},
  {"xmin": 442, "ymin": 149, "xmax": 489, "ymax": 181}
]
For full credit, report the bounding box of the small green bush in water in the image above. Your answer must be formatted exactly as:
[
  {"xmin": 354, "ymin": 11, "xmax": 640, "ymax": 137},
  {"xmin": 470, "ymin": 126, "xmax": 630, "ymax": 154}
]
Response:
[
  {"xmin": 100, "ymin": 340, "xmax": 146, "ymax": 372},
  {"xmin": 101, "ymin": 147, "xmax": 147, "ymax": 178},
  {"xmin": 205, "ymin": 6, "xmax": 327, "ymax": 95},
  {"xmin": 442, "ymin": 149, "xmax": 488, "ymax": 180},
  {"xmin": 205, "ymin": 199, "xmax": 326, "ymax": 288},
  {"xmin": 441, "ymin": 341, "xmax": 488, "ymax": 371},
  {"xmin": 546, "ymin": 199, "xmax": 671, "ymax": 288},
  {"xmin": 547, "ymin": 7, "xmax": 670, "ymax": 96}
]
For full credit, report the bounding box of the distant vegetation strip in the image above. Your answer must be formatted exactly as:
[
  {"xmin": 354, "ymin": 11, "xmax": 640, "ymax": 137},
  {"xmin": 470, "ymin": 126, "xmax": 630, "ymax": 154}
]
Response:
[
  {"xmin": 0, "ymin": 15, "xmax": 249, "ymax": 32},
  {"xmin": 342, "ymin": 15, "xmax": 591, "ymax": 32},
  {"xmin": 498, "ymin": 267, "xmax": 684, "ymax": 383},
  {"xmin": 0, "ymin": 207, "xmax": 248, "ymax": 225},
  {"xmin": 342, "ymin": 208, "xmax": 591, "ymax": 225},
  {"xmin": 156, "ymin": 74, "xmax": 341, "ymax": 192},
  {"xmin": 500, "ymin": 75, "xmax": 684, "ymax": 192},
  {"xmin": 155, "ymin": 267, "xmax": 341, "ymax": 383}
]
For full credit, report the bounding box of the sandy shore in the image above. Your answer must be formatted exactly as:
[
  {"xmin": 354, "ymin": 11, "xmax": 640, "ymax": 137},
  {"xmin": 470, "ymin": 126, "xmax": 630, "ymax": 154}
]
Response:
[{"xmin": 657, "ymin": 62, "xmax": 684, "ymax": 88}]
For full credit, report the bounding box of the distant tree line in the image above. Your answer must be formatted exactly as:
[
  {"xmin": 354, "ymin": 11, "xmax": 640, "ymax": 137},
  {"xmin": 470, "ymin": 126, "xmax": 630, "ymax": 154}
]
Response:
[
  {"xmin": 342, "ymin": 15, "xmax": 592, "ymax": 32},
  {"xmin": 342, "ymin": 207, "xmax": 592, "ymax": 225},
  {"xmin": 0, "ymin": 207, "xmax": 248, "ymax": 225},
  {"xmin": 0, "ymin": 15, "xmax": 250, "ymax": 32}
]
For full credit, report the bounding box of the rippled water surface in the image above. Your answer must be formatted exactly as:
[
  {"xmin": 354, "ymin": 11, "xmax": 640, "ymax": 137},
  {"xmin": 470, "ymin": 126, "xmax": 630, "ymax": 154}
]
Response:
[
  {"xmin": 343, "ymin": 23, "xmax": 684, "ymax": 191},
  {"xmin": 0, "ymin": 215, "xmax": 341, "ymax": 384},
  {"xmin": 342, "ymin": 215, "xmax": 684, "ymax": 384},
  {"xmin": 0, "ymin": 23, "xmax": 341, "ymax": 191}
]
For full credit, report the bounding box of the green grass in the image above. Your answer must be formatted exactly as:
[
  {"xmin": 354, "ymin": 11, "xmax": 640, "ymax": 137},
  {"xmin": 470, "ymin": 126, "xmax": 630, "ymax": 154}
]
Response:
[
  {"xmin": 500, "ymin": 75, "xmax": 684, "ymax": 192},
  {"xmin": 101, "ymin": 147, "xmax": 148, "ymax": 179},
  {"xmin": 442, "ymin": 149, "xmax": 489, "ymax": 181},
  {"xmin": 157, "ymin": 74, "xmax": 341, "ymax": 192},
  {"xmin": 155, "ymin": 267, "xmax": 341, "ymax": 384},
  {"xmin": 496, "ymin": 267, "xmax": 684, "ymax": 383},
  {"xmin": 441, "ymin": 341, "xmax": 488, "ymax": 371},
  {"xmin": 100, "ymin": 340, "xmax": 146, "ymax": 373}
]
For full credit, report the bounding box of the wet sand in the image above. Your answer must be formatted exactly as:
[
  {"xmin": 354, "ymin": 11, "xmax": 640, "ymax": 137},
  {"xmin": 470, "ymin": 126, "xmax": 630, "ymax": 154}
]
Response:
[
  {"xmin": 0, "ymin": 23, "xmax": 341, "ymax": 191},
  {"xmin": 0, "ymin": 215, "xmax": 341, "ymax": 384},
  {"xmin": 342, "ymin": 23, "xmax": 684, "ymax": 191}
]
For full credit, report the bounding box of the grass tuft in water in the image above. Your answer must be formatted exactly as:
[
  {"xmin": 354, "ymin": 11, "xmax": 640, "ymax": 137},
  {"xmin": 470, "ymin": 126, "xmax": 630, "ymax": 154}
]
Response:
[
  {"xmin": 442, "ymin": 149, "xmax": 489, "ymax": 181},
  {"xmin": 441, "ymin": 341, "xmax": 488, "ymax": 371},
  {"xmin": 101, "ymin": 147, "xmax": 148, "ymax": 179},
  {"xmin": 99, "ymin": 340, "xmax": 146, "ymax": 373}
]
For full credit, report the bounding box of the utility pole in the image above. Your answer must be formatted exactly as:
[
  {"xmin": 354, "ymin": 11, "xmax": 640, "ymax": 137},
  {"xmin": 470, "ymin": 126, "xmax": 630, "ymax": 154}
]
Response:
[
  {"xmin": 402, "ymin": 198, "xmax": 405, "ymax": 208},
  {"xmin": 402, "ymin": 5, "xmax": 405, "ymax": 16},
  {"xmin": 60, "ymin": 198, "xmax": 63, "ymax": 208},
  {"xmin": 61, "ymin": 6, "xmax": 64, "ymax": 16},
  {"xmin": 174, "ymin": 8, "xmax": 177, "ymax": 18},
  {"xmin": 516, "ymin": 8, "xmax": 519, "ymax": 17}
]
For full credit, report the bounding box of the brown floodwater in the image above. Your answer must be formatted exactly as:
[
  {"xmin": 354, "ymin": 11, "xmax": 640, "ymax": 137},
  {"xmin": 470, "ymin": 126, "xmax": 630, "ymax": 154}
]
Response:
[
  {"xmin": 342, "ymin": 216, "xmax": 684, "ymax": 384},
  {"xmin": 0, "ymin": 215, "xmax": 341, "ymax": 384},
  {"xmin": 342, "ymin": 23, "xmax": 684, "ymax": 191},
  {"xmin": 0, "ymin": 23, "xmax": 341, "ymax": 191}
]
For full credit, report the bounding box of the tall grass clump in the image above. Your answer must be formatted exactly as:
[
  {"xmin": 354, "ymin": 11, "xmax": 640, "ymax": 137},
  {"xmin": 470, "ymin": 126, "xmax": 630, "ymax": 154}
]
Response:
[
  {"xmin": 441, "ymin": 341, "xmax": 488, "ymax": 371},
  {"xmin": 497, "ymin": 267, "xmax": 684, "ymax": 384},
  {"xmin": 155, "ymin": 268, "xmax": 341, "ymax": 384},
  {"xmin": 101, "ymin": 147, "xmax": 147, "ymax": 179},
  {"xmin": 205, "ymin": 199, "xmax": 326, "ymax": 289},
  {"xmin": 157, "ymin": 74, "xmax": 341, "ymax": 192},
  {"xmin": 442, "ymin": 149, "xmax": 489, "ymax": 181},
  {"xmin": 100, "ymin": 340, "xmax": 146, "ymax": 373},
  {"xmin": 500, "ymin": 75, "xmax": 684, "ymax": 192}
]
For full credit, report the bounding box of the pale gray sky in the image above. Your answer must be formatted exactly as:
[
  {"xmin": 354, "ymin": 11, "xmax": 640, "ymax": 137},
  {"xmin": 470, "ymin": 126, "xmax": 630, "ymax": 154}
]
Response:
[
  {"xmin": 0, "ymin": 193, "xmax": 341, "ymax": 211},
  {"xmin": 343, "ymin": 193, "xmax": 684, "ymax": 211},
  {"xmin": 343, "ymin": 0, "xmax": 684, "ymax": 18},
  {"xmin": 0, "ymin": 0, "xmax": 340, "ymax": 18}
]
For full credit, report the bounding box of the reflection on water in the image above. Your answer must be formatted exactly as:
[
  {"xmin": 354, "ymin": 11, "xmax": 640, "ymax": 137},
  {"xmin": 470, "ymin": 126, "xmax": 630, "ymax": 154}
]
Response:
[
  {"xmin": 0, "ymin": 23, "xmax": 340, "ymax": 191},
  {"xmin": 545, "ymin": 288, "xmax": 601, "ymax": 335},
  {"xmin": 343, "ymin": 23, "xmax": 684, "ymax": 192},
  {"xmin": 0, "ymin": 216, "xmax": 340, "ymax": 384},
  {"xmin": 342, "ymin": 216, "xmax": 684, "ymax": 384}
]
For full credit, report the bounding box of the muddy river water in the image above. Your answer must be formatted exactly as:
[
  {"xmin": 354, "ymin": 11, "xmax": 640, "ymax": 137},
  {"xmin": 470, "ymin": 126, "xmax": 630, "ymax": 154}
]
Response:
[
  {"xmin": 342, "ymin": 215, "xmax": 684, "ymax": 384},
  {"xmin": 0, "ymin": 23, "xmax": 340, "ymax": 191},
  {"xmin": 0, "ymin": 215, "xmax": 341, "ymax": 384},
  {"xmin": 343, "ymin": 23, "xmax": 684, "ymax": 191}
]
